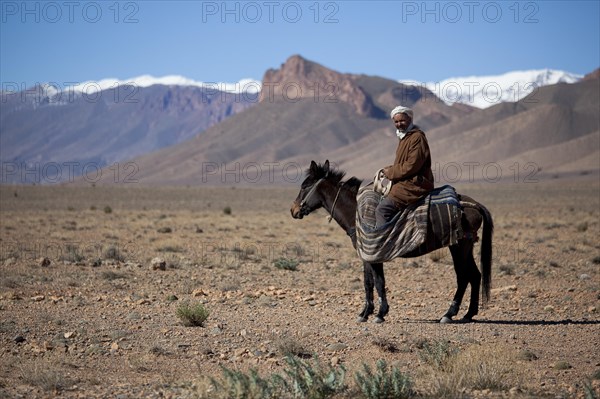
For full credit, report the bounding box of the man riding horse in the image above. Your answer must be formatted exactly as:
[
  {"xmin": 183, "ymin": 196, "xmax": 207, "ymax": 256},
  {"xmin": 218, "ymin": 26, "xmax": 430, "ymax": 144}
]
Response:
[
  {"xmin": 376, "ymin": 106, "xmax": 435, "ymax": 227},
  {"xmin": 291, "ymin": 105, "xmax": 494, "ymax": 323}
]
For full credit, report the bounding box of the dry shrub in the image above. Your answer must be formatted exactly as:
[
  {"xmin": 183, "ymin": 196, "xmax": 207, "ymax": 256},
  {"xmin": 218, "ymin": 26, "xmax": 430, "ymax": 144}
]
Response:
[
  {"xmin": 419, "ymin": 342, "xmax": 519, "ymax": 397},
  {"xmin": 372, "ymin": 337, "xmax": 399, "ymax": 353},
  {"xmin": 275, "ymin": 336, "xmax": 311, "ymax": 358},
  {"xmin": 452, "ymin": 345, "xmax": 517, "ymax": 390},
  {"xmin": 19, "ymin": 360, "xmax": 71, "ymax": 392}
]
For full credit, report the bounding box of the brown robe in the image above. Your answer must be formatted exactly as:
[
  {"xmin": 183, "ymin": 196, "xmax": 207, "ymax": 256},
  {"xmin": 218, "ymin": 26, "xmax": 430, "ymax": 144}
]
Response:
[{"xmin": 385, "ymin": 126, "xmax": 434, "ymax": 207}]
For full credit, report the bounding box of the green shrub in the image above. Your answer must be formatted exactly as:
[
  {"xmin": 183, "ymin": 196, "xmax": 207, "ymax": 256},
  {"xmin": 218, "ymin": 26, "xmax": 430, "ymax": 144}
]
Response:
[
  {"xmin": 176, "ymin": 302, "xmax": 209, "ymax": 327},
  {"xmin": 101, "ymin": 271, "xmax": 126, "ymax": 281},
  {"xmin": 274, "ymin": 257, "xmax": 299, "ymax": 271},
  {"xmin": 354, "ymin": 359, "xmax": 414, "ymax": 399},
  {"xmin": 223, "ymin": 206, "xmax": 232, "ymax": 215},
  {"xmin": 157, "ymin": 245, "xmax": 184, "ymax": 253},
  {"xmin": 209, "ymin": 367, "xmax": 283, "ymax": 399},
  {"xmin": 205, "ymin": 356, "xmax": 346, "ymax": 399},
  {"xmin": 103, "ymin": 245, "xmax": 124, "ymax": 262},
  {"xmin": 583, "ymin": 380, "xmax": 598, "ymax": 399},
  {"xmin": 61, "ymin": 244, "xmax": 84, "ymax": 263},
  {"xmin": 281, "ymin": 355, "xmax": 346, "ymax": 399}
]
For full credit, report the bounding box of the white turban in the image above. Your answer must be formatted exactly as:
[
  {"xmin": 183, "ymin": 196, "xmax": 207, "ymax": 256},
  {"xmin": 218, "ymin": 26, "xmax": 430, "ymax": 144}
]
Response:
[{"xmin": 390, "ymin": 106, "xmax": 413, "ymax": 120}]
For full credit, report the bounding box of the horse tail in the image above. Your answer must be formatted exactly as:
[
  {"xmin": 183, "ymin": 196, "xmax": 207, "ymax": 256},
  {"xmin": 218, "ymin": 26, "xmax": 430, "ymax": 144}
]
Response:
[{"xmin": 478, "ymin": 203, "xmax": 494, "ymax": 303}]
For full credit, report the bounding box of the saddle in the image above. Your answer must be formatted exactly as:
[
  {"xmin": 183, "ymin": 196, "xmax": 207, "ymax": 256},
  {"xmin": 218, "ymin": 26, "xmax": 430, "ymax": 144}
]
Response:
[{"xmin": 355, "ymin": 184, "xmax": 463, "ymax": 262}]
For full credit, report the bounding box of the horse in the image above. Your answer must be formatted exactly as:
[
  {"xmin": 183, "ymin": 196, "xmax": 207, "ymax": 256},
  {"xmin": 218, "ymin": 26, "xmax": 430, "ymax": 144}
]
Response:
[{"xmin": 290, "ymin": 160, "xmax": 494, "ymax": 324}]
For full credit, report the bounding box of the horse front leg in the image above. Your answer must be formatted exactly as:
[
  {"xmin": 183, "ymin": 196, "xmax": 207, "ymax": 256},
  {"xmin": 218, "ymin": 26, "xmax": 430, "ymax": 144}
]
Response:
[
  {"xmin": 371, "ymin": 263, "xmax": 389, "ymax": 323},
  {"xmin": 357, "ymin": 262, "xmax": 375, "ymax": 322}
]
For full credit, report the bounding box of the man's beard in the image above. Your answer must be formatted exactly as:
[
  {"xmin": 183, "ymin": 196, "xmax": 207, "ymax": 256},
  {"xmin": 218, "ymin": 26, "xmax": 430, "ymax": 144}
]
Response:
[{"xmin": 396, "ymin": 123, "xmax": 413, "ymax": 136}]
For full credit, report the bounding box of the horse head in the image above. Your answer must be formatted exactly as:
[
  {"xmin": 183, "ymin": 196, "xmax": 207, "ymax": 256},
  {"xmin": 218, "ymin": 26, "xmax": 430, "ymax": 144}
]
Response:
[{"xmin": 290, "ymin": 160, "xmax": 332, "ymax": 219}]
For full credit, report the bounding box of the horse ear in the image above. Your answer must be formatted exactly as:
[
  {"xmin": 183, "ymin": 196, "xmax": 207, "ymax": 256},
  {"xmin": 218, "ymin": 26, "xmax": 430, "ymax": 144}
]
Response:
[
  {"xmin": 309, "ymin": 161, "xmax": 318, "ymax": 175},
  {"xmin": 324, "ymin": 160, "xmax": 330, "ymax": 175}
]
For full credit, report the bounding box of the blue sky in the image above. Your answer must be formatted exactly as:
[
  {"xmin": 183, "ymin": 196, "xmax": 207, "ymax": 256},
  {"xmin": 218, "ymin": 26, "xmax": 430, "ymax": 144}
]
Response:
[{"xmin": 1, "ymin": 0, "xmax": 599, "ymax": 87}]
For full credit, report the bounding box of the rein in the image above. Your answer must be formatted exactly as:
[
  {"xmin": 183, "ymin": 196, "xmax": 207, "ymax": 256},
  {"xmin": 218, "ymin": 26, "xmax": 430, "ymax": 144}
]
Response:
[
  {"xmin": 300, "ymin": 177, "xmax": 346, "ymax": 224},
  {"xmin": 328, "ymin": 181, "xmax": 346, "ymax": 223},
  {"xmin": 300, "ymin": 178, "xmax": 325, "ymax": 208}
]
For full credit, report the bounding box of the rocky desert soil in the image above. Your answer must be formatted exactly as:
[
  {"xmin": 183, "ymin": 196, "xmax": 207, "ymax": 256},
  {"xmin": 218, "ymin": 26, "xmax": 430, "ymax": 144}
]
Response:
[{"xmin": 0, "ymin": 180, "xmax": 598, "ymax": 398}]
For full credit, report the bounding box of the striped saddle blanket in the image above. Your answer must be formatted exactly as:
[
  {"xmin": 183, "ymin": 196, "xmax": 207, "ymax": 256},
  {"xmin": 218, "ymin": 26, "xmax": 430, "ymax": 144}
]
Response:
[{"xmin": 355, "ymin": 184, "xmax": 463, "ymax": 263}]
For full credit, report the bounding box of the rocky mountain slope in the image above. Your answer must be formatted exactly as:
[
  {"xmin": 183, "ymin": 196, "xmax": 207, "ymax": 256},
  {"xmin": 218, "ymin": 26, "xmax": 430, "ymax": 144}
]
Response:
[{"xmin": 96, "ymin": 56, "xmax": 597, "ymax": 185}]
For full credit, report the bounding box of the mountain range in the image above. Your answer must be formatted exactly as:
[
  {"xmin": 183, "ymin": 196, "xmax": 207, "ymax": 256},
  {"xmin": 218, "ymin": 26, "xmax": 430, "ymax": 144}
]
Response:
[
  {"xmin": 1, "ymin": 55, "xmax": 598, "ymax": 185},
  {"xmin": 402, "ymin": 69, "xmax": 583, "ymax": 109},
  {"xmin": 0, "ymin": 83, "xmax": 255, "ymax": 183}
]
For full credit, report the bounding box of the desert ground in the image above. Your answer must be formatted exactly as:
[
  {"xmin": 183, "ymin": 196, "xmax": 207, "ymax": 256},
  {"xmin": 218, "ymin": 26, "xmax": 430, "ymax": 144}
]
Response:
[{"xmin": 0, "ymin": 179, "xmax": 598, "ymax": 398}]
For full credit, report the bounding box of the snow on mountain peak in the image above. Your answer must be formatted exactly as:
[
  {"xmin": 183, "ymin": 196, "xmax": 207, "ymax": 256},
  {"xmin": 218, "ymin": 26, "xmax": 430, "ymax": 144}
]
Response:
[
  {"xmin": 66, "ymin": 75, "xmax": 262, "ymax": 95},
  {"xmin": 400, "ymin": 69, "xmax": 582, "ymax": 109}
]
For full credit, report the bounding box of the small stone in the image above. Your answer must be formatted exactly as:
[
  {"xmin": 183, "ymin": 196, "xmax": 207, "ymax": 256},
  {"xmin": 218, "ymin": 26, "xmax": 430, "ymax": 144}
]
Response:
[
  {"xmin": 151, "ymin": 257, "xmax": 166, "ymax": 271},
  {"xmin": 509, "ymin": 387, "xmax": 521, "ymax": 395},
  {"xmin": 192, "ymin": 289, "xmax": 208, "ymax": 297},
  {"xmin": 111, "ymin": 342, "xmax": 119, "ymax": 351},
  {"xmin": 8, "ymin": 292, "xmax": 22, "ymax": 300},
  {"xmin": 491, "ymin": 285, "xmax": 517, "ymax": 294},
  {"xmin": 308, "ymin": 300, "xmax": 317, "ymax": 306},
  {"xmin": 544, "ymin": 305, "xmax": 555, "ymax": 312},
  {"xmin": 579, "ymin": 274, "xmax": 591, "ymax": 280},
  {"xmin": 14, "ymin": 335, "xmax": 25, "ymax": 344},
  {"xmin": 554, "ymin": 360, "xmax": 572, "ymax": 370},
  {"xmin": 330, "ymin": 356, "xmax": 340, "ymax": 366},
  {"xmin": 326, "ymin": 343, "xmax": 348, "ymax": 352},
  {"xmin": 240, "ymin": 329, "xmax": 247, "ymax": 337},
  {"xmin": 31, "ymin": 295, "xmax": 45, "ymax": 302},
  {"xmin": 234, "ymin": 348, "xmax": 246, "ymax": 357},
  {"xmin": 517, "ymin": 349, "xmax": 538, "ymax": 361},
  {"xmin": 588, "ymin": 306, "xmax": 596, "ymax": 313},
  {"xmin": 39, "ymin": 257, "xmax": 51, "ymax": 267},
  {"xmin": 43, "ymin": 341, "xmax": 53, "ymax": 350},
  {"xmin": 64, "ymin": 331, "xmax": 76, "ymax": 339}
]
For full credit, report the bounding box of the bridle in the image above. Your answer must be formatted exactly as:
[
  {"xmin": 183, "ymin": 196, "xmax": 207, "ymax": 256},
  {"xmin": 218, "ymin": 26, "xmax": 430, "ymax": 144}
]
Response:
[{"xmin": 299, "ymin": 177, "xmax": 346, "ymax": 223}]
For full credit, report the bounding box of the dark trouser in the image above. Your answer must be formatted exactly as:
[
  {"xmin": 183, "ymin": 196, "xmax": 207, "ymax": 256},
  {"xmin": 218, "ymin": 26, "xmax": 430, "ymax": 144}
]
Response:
[{"xmin": 375, "ymin": 197, "xmax": 405, "ymax": 227}]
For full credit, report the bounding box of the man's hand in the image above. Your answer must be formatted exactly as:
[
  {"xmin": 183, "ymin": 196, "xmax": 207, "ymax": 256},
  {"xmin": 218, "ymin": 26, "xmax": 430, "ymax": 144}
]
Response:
[{"xmin": 382, "ymin": 166, "xmax": 392, "ymax": 178}]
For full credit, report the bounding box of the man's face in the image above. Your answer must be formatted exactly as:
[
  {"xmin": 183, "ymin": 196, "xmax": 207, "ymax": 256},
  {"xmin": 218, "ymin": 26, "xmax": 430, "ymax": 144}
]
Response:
[{"xmin": 393, "ymin": 113, "xmax": 412, "ymax": 132}]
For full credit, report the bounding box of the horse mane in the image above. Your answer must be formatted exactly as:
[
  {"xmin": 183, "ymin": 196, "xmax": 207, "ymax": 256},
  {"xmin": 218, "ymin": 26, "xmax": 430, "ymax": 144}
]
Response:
[{"xmin": 306, "ymin": 161, "xmax": 364, "ymax": 191}]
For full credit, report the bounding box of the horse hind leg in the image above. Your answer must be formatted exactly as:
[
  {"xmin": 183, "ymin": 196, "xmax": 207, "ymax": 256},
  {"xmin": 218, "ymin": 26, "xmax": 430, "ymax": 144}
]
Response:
[
  {"xmin": 462, "ymin": 253, "xmax": 482, "ymax": 322},
  {"xmin": 357, "ymin": 262, "xmax": 375, "ymax": 322},
  {"xmin": 441, "ymin": 242, "xmax": 470, "ymax": 323}
]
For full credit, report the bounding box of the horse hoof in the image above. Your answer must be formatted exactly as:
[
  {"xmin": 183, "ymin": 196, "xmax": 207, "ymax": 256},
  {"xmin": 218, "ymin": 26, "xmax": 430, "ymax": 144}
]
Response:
[
  {"xmin": 440, "ymin": 316, "xmax": 453, "ymax": 324},
  {"xmin": 357, "ymin": 317, "xmax": 368, "ymax": 323},
  {"xmin": 373, "ymin": 317, "xmax": 385, "ymax": 324},
  {"xmin": 459, "ymin": 317, "xmax": 473, "ymax": 323}
]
